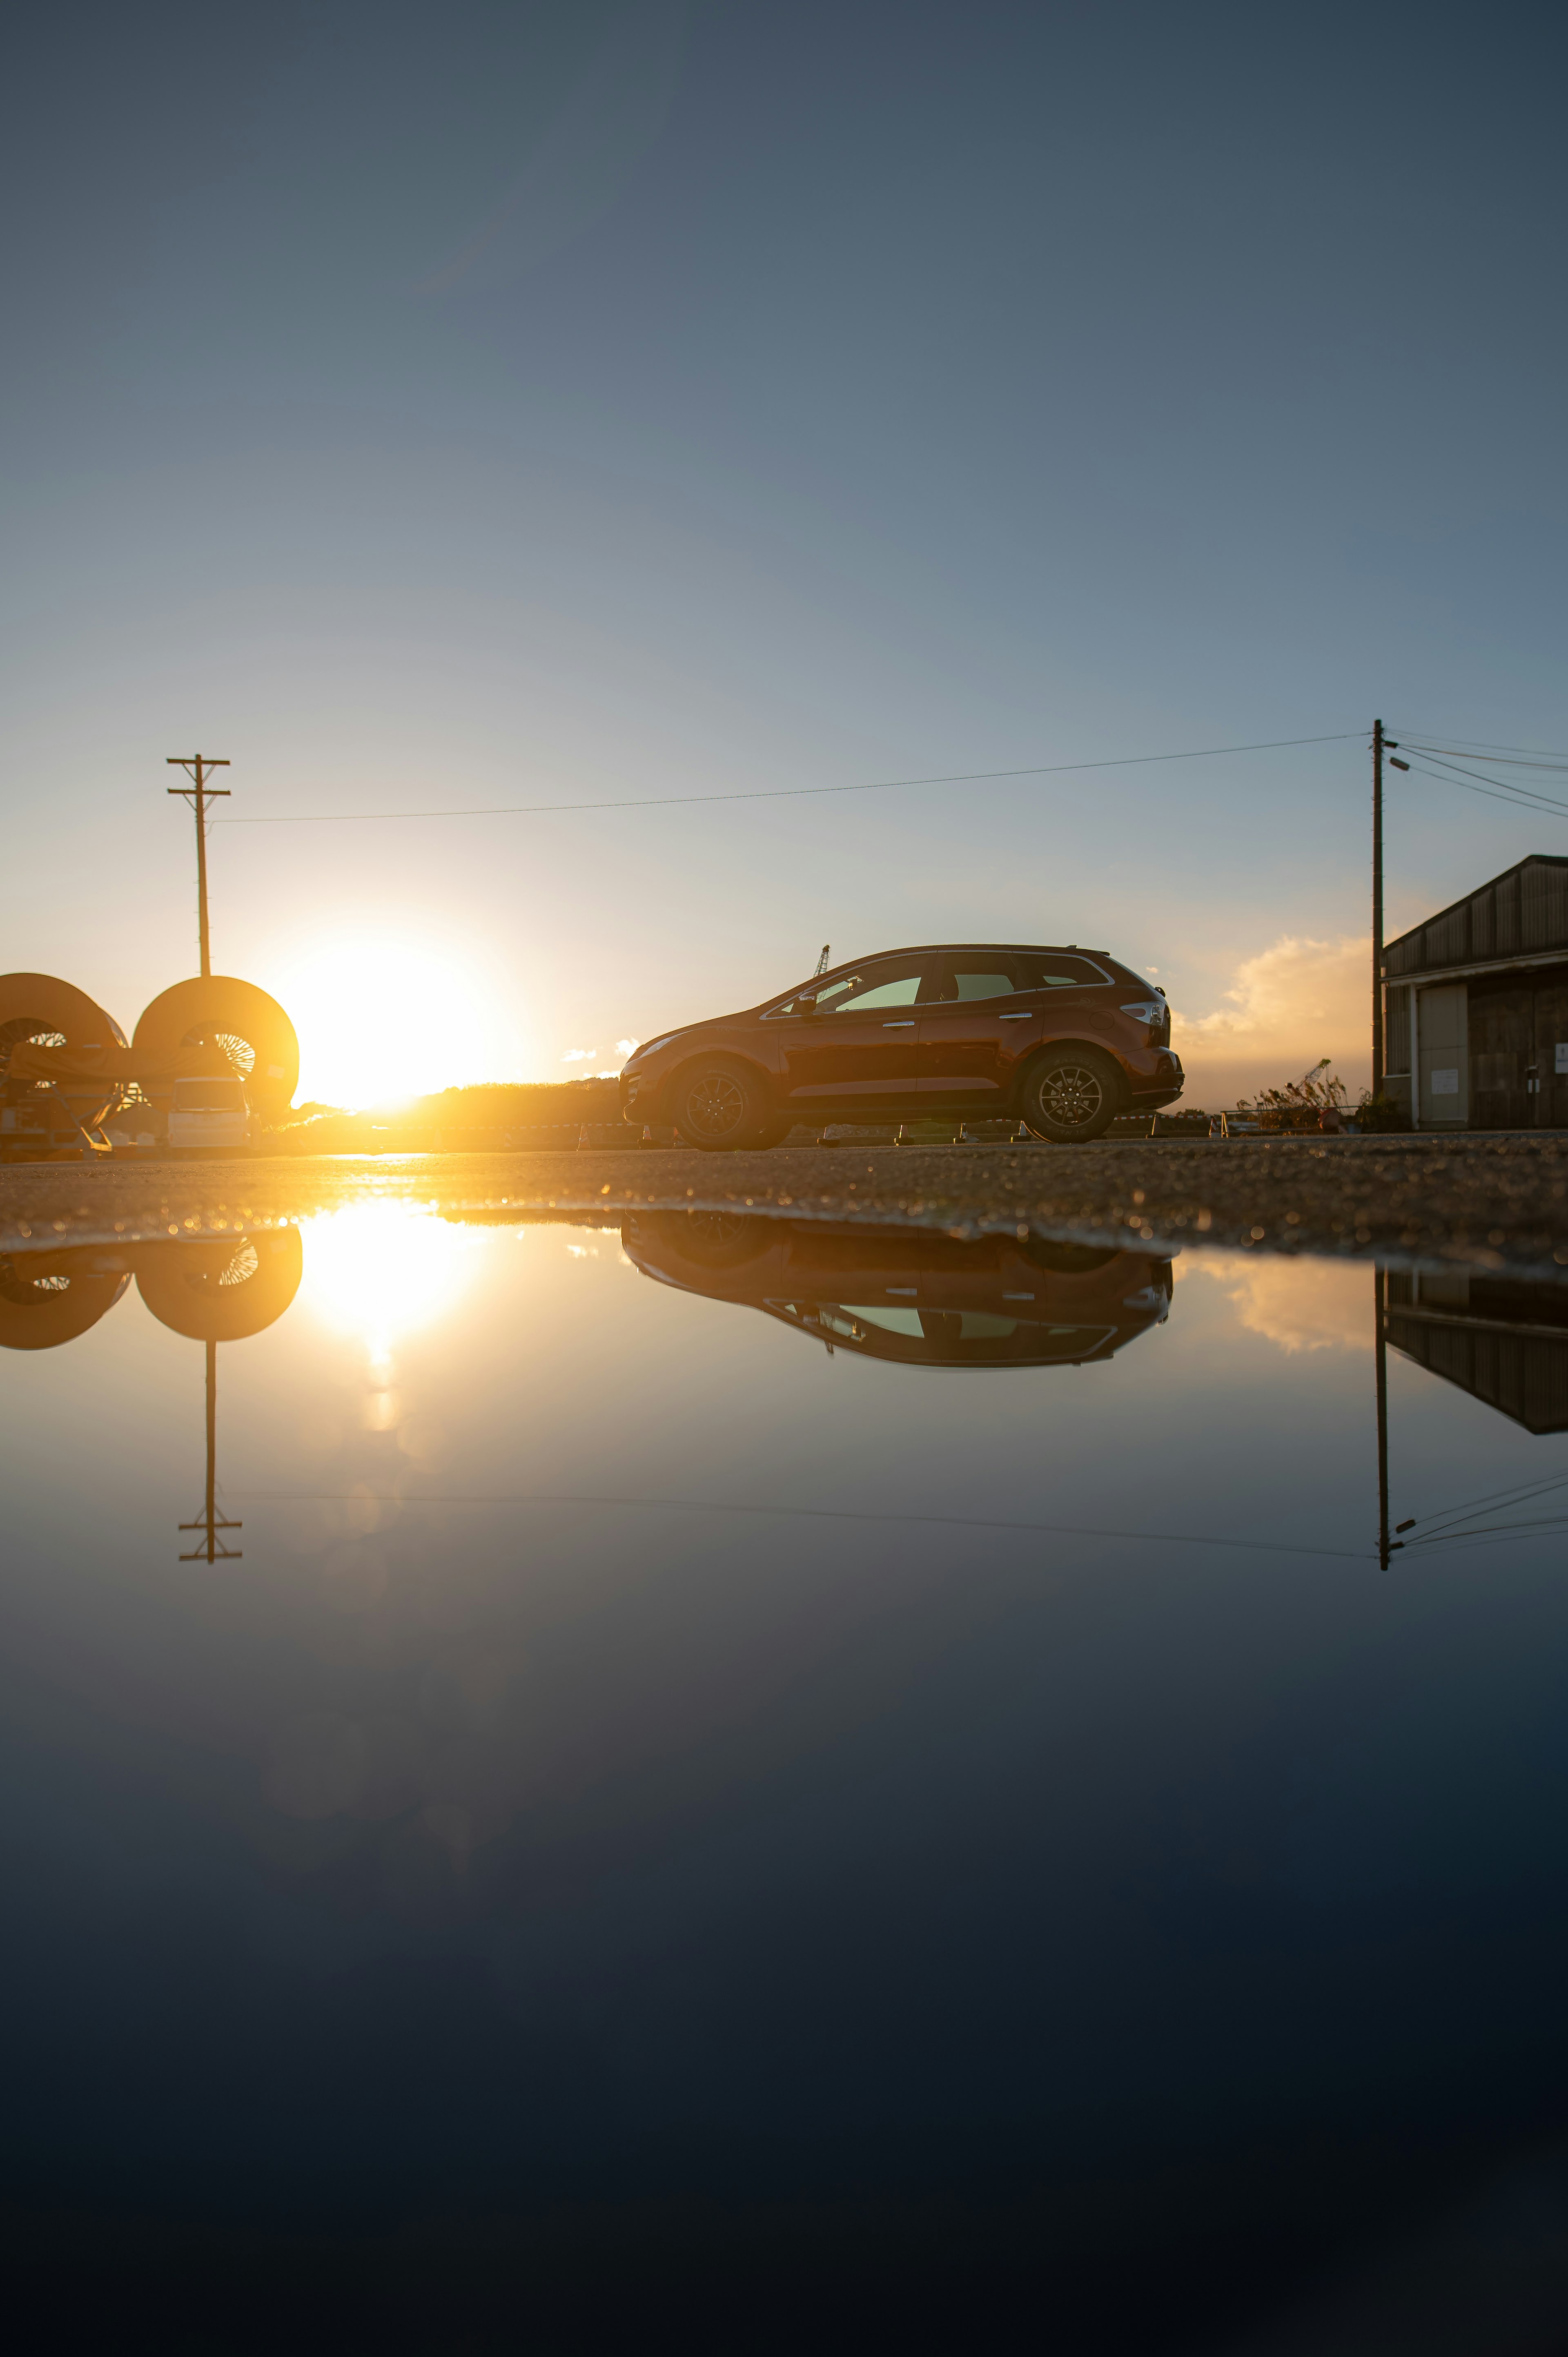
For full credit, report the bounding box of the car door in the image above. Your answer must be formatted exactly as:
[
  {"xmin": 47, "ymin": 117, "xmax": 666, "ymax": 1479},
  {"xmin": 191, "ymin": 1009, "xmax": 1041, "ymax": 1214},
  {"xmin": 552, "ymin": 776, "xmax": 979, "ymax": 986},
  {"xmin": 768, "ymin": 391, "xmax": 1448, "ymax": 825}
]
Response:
[
  {"xmin": 917, "ymin": 954, "xmax": 1045, "ymax": 1107},
  {"xmin": 773, "ymin": 956, "xmax": 934, "ymax": 1112}
]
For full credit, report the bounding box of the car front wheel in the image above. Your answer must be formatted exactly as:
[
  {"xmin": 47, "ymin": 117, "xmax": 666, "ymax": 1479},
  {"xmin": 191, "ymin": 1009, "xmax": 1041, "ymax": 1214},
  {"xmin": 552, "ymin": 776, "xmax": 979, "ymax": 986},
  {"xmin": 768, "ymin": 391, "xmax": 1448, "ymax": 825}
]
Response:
[
  {"xmin": 1020, "ymin": 1047, "xmax": 1123, "ymax": 1144},
  {"xmin": 671, "ymin": 1058, "xmax": 768, "ymax": 1151}
]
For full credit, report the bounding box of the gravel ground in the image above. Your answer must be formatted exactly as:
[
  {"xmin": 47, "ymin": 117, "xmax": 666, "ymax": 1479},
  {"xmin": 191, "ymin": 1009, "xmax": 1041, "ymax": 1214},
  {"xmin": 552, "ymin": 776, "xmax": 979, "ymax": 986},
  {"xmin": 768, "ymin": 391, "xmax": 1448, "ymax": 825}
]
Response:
[{"xmin": 4, "ymin": 1134, "xmax": 1568, "ymax": 1279}]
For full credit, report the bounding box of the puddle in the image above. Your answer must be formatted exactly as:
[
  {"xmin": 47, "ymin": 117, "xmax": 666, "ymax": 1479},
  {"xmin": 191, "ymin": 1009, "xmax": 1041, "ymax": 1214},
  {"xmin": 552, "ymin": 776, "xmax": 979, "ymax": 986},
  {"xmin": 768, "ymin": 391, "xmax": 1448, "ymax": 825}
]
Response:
[{"xmin": 4, "ymin": 1196, "xmax": 1568, "ymax": 2343}]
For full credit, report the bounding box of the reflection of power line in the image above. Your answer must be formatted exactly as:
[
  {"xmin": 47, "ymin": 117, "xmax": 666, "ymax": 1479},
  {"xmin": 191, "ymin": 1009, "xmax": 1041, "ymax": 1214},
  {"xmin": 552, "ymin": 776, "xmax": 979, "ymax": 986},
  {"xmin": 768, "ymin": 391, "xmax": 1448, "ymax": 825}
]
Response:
[
  {"xmin": 1397, "ymin": 1467, "xmax": 1568, "ymax": 1556},
  {"xmin": 179, "ymin": 1338, "xmax": 242, "ymax": 1563},
  {"xmin": 230, "ymin": 1489, "xmax": 1371, "ymax": 1562}
]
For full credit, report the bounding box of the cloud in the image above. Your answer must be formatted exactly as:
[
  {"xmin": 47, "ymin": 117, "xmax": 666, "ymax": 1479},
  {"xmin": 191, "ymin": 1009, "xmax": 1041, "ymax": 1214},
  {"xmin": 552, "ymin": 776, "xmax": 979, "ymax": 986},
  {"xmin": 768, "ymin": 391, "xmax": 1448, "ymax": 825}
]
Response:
[
  {"xmin": 1187, "ymin": 1253, "xmax": 1372, "ymax": 1356},
  {"xmin": 1184, "ymin": 933, "xmax": 1367, "ymax": 1043},
  {"xmin": 559, "ymin": 1046, "xmax": 598, "ymax": 1063},
  {"xmin": 615, "ymin": 1038, "xmax": 639, "ymax": 1058},
  {"xmin": 1175, "ymin": 934, "xmax": 1370, "ymax": 1108}
]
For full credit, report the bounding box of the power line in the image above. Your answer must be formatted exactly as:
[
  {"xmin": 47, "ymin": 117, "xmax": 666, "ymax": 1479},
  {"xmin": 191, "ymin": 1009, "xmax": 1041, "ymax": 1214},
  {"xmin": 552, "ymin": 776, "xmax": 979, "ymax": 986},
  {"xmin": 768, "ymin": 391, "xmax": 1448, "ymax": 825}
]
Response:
[
  {"xmin": 1406, "ymin": 746, "xmax": 1568, "ymax": 773},
  {"xmin": 1402, "ymin": 758, "xmax": 1568, "ymax": 821},
  {"xmin": 1401, "ymin": 731, "xmax": 1568, "ymax": 762},
  {"xmin": 1400, "ymin": 1467, "xmax": 1568, "ymax": 1546},
  {"xmin": 230, "ymin": 1487, "xmax": 1371, "ymax": 1561},
  {"xmin": 211, "ymin": 730, "xmax": 1364, "ymax": 828},
  {"xmin": 1405, "ymin": 748, "xmax": 1568, "ymax": 809}
]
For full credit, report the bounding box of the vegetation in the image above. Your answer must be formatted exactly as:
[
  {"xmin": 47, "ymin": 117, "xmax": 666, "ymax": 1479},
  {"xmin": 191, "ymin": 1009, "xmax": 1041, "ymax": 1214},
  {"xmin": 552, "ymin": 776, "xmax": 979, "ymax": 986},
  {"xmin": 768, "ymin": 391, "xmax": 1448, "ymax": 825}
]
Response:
[
  {"xmin": 1237, "ymin": 1057, "xmax": 1348, "ymax": 1121},
  {"xmin": 1356, "ymin": 1091, "xmax": 1410, "ymax": 1133},
  {"xmin": 265, "ymin": 1075, "xmax": 628, "ymax": 1152}
]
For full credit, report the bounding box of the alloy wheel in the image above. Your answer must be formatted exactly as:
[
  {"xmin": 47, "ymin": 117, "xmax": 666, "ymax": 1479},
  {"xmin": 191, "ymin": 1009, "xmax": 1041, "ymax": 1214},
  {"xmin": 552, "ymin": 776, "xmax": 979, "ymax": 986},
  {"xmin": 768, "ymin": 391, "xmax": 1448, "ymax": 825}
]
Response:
[
  {"xmin": 1040, "ymin": 1064, "xmax": 1105, "ymax": 1128},
  {"xmin": 685, "ymin": 1071, "xmax": 747, "ymax": 1140}
]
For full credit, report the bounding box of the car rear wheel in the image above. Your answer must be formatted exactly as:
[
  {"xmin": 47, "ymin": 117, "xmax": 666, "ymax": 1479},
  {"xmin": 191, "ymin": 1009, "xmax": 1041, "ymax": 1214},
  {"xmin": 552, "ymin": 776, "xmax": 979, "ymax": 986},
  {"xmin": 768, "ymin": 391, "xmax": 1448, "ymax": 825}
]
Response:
[
  {"xmin": 1020, "ymin": 1047, "xmax": 1123, "ymax": 1144},
  {"xmin": 671, "ymin": 1058, "xmax": 769, "ymax": 1151}
]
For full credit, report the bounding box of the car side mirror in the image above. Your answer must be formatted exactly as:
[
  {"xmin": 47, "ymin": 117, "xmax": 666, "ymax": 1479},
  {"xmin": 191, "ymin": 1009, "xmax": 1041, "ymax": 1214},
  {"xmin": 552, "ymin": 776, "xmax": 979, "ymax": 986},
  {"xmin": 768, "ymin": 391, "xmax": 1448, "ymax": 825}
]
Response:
[{"xmin": 797, "ymin": 995, "xmax": 820, "ymax": 1019}]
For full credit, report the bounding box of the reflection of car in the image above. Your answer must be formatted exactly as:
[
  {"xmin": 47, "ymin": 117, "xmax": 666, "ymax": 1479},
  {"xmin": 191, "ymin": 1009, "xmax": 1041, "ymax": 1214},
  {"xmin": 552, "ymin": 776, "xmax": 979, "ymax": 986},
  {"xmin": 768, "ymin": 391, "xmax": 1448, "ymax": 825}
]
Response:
[
  {"xmin": 622, "ymin": 1211, "xmax": 1172, "ymax": 1370},
  {"xmin": 620, "ymin": 943, "xmax": 1182, "ymax": 1148},
  {"xmin": 167, "ymin": 1075, "xmax": 254, "ymax": 1153}
]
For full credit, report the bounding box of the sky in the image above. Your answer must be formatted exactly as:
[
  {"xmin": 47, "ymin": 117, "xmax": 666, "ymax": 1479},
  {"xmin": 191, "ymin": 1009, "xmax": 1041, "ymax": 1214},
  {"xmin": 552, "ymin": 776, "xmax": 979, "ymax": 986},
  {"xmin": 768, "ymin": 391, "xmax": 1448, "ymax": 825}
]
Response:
[{"xmin": 2, "ymin": 0, "xmax": 1564, "ymax": 1109}]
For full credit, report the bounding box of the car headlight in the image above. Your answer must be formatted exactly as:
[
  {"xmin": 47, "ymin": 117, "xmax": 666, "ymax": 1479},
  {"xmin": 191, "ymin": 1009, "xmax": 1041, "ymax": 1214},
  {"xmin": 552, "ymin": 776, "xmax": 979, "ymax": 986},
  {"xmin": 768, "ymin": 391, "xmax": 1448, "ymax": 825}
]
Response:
[{"xmin": 629, "ymin": 1030, "xmax": 682, "ymax": 1065}]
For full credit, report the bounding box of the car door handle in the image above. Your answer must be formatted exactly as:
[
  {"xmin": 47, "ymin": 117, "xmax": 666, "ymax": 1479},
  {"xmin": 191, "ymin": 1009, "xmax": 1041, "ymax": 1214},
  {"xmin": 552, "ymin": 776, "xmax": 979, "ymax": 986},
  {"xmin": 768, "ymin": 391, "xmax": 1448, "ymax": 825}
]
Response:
[
  {"xmin": 882, "ymin": 1020, "xmax": 915, "ymax": 1028},
  {"xmin": 998, "ymin": 1012, "xmax": 1033, "ymax": 1021}
]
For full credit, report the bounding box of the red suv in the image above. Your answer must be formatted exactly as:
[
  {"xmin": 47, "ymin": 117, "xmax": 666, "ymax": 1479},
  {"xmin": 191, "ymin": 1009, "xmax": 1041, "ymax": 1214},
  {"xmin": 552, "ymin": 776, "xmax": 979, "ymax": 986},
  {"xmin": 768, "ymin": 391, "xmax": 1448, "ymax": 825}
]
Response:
[{"xmin": 619, "ymin": 943, "xmax": 1181, "ymax": 1147}]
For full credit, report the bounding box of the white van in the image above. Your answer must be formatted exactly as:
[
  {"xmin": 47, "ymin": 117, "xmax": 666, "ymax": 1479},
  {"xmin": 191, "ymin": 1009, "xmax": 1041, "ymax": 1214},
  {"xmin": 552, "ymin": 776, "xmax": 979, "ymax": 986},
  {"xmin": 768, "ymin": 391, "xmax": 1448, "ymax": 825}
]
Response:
[{"xmin": 167, "ymin": 1075, "xmax": 254, "ymax": 1153}]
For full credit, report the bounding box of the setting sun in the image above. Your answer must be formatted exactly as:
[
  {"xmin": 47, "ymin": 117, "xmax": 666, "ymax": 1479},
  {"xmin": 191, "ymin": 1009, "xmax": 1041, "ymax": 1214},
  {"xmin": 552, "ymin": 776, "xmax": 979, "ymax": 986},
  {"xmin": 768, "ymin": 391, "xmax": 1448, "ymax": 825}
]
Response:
[{"xmin": 270, "ymin": 934, "xmax": 522, "ymax": 1109}]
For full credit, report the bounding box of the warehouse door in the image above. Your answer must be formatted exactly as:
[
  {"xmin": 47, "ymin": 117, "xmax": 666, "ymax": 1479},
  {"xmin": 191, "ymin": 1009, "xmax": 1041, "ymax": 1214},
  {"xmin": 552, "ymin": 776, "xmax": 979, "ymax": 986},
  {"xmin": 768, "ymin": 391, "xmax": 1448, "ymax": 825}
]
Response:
[
  {"xmin": 1469, "ymin": 985, "xmax": 1532, "ymax": 1130},
  {"xmin": 1417, "ymin": 984, "xmax": 1469, "ymax": 1126},
  {"xmin": 1535, "ymin": 974, "xmax": 1568, "ymax": 1129}
]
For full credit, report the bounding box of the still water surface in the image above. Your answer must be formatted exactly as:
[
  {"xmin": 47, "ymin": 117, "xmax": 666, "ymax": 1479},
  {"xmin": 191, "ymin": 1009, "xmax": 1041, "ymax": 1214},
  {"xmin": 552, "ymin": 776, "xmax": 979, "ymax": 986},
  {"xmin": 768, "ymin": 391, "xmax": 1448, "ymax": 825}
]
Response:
[{"xmin": 3, "ymin": 1201, "xmax": 1568, "ymax": 2344}]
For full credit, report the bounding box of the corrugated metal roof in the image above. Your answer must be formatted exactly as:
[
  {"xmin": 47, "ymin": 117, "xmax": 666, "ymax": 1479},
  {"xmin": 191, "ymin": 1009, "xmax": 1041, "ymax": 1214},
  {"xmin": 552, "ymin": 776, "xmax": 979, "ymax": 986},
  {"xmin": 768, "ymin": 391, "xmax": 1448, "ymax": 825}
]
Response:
[{"xmin": 1384, "ymin": 855, "xmax": 1568, "ymax": 979}]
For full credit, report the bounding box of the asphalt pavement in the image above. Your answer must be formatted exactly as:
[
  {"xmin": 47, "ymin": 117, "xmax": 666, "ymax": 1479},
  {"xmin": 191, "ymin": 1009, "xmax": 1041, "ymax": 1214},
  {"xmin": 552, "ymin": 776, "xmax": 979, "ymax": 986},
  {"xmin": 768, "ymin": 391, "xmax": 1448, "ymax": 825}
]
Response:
[{"xmin": 3, "ymin": 1134, "xmax": 1567, "ymax": 1280}]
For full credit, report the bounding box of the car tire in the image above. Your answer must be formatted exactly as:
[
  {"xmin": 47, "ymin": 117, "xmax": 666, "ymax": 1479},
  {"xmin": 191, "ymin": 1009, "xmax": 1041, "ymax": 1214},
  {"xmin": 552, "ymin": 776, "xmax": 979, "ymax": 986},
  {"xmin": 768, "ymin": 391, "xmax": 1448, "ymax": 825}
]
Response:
[
  {"xmin": 668, "ymin": 1210, "xmax": 773, "ymax": 1268},
  {"xmin": 1020, "ymin": 1047, "xmax": 1124, "ymax": 1144},
  {"xmin": 670, "ymin": 1057, "xmax": 770, "ymax": 1151},
  {"xmin": 748, "ymin": 1117, "xmax": 793, "ymax": 1149}
]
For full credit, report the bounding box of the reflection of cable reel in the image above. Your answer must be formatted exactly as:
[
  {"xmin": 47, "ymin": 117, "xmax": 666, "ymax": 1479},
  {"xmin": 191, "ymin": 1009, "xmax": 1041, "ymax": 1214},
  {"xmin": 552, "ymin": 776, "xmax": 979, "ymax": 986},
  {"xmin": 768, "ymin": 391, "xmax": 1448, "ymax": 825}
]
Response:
[
  {"xmin": 0, "ymin": 1253, "xmax": 130, "ymax": 1349},
  {"xmin": 132, "ymin": 977, "xmax": 299, "ymax": 1124},
  {"xmin": 135, "ymin": 1225, "xmax": 304, "ymax": 1342},
  {"xmin": 0, "ymin": 972, "xmax": 129, "ymax": 1136}
]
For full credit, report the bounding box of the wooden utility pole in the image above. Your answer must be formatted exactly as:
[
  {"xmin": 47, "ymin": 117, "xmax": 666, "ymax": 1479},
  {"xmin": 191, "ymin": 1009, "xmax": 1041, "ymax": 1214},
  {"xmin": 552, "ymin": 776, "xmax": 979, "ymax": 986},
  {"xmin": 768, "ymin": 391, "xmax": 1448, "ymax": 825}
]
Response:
[
  {"xmin": 179, "ymin": 1339, "xmax": 243, "ymax": 1563},
  {"xmin": 1374, "ymin": 1262, "xmax": 1390, "ymax": 1571},
  {"xmin": 1368, "ymin": 716, "xmax": 1386, "ymax": 1103},
  {"xmin": 166, "ymin": 755, "xmax": 231, "ymax": 979}
]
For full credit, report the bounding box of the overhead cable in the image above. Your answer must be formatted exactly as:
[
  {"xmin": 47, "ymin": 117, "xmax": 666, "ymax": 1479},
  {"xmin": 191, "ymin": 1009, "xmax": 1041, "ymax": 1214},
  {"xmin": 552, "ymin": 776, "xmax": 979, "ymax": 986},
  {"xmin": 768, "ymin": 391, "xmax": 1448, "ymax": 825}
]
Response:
[
  {"xmin": 1405, "ymin": 748, "xmax": 1568, "ymax": 812},
  {"xmin": 212, "ymin": 729, "xmax": 1364, "ymax": 827},
  {"xmin": 232, "ymin": 1488, "xmax": 1371, "ymax": 1561},
  {"xmin": 1401, "ymin": 759, "xmax": 1568, "ymax": 820}
]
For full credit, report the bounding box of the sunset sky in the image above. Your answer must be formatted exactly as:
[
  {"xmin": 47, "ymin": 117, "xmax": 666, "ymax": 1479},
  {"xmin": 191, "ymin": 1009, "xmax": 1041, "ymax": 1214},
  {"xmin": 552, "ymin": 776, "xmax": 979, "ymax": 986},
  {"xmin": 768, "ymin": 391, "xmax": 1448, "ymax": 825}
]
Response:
[{"xmin": 2, "ymin": 1, "xmax": 1564, "ymax": 1109}]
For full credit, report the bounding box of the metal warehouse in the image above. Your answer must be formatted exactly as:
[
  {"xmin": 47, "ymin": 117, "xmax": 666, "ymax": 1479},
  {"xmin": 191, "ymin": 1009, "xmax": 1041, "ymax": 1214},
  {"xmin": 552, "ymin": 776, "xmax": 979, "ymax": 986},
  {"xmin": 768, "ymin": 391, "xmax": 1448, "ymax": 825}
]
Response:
[{"xmin": 1382, "ymin": 854, "xmax": 1568, "ymax": 1130}]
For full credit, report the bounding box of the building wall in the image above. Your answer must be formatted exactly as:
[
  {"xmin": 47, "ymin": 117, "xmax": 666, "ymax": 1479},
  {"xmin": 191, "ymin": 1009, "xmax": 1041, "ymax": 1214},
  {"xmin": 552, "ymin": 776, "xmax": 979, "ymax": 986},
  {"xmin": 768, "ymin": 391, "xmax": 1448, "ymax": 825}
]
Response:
[
  {"xmin": 1417, "ymin": 983, "xmax": 1468, "ymax": 1126},
  {"xmin": 1384, "ymin": 960, "xmax": 1568, "ymax": 1129},
  {"xmin": 1385, "ymin": 858, "xmax": 1568, "ymax": 979}
]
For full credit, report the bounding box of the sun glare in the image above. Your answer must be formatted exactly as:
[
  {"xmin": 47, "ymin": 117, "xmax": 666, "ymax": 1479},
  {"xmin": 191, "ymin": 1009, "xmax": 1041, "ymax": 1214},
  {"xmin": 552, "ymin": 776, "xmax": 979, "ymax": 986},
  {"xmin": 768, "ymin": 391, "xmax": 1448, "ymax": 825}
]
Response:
[
  {"xmin": 299, "ymin": 1201, "xmax": 485, "ymax": 1373},
  {"xmin": 273, "ymin": 936, "xmax": 517, "ymax": 1109}
]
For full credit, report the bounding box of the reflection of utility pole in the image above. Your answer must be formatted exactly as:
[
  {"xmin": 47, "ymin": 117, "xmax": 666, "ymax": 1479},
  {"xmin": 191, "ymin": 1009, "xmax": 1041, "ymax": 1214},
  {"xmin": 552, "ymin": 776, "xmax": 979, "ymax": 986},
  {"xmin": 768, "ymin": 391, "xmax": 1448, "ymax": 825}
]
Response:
[
  {"xmin": 166, "ymin": 755, "xmax": 231, "ymax": 980},
  {"xmin": 179, "ymin": 1339, "xmax": 243, "ymax": 1563},
  {"xmin": 1368, "ymin": 716, "xmax": 1386, "ymax": 1103},
  {"xmin": 1374, "ymin": 1261, "xmax": 1390, "ymax": 1570}
]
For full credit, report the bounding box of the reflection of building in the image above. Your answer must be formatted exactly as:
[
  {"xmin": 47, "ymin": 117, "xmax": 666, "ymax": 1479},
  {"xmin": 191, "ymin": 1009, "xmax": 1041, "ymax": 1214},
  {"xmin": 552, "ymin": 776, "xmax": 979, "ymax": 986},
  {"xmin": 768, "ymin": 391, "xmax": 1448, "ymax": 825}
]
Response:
[
  {"xmin": 1382, "ymin": 856, "xmax": 1568, "ymax": 1130},
  {"xmin": 0, "ymin": 1227, "xmax": 304, "ymax": 1557},
  {"xmin": 1385, "ymin": 1268, "xmax": 1568, "ymax": 1434},
  {"xmin": 622, "ymin": 1213, "xmax": 1171, "ymax": 1369}
]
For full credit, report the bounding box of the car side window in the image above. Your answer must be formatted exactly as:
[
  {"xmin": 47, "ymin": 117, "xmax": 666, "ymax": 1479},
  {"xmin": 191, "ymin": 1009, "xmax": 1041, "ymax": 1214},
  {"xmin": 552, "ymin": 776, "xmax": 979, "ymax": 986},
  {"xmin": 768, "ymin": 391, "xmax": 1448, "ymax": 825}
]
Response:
[
  {"xmin": 764, "ymin": 961, "xmax": 931, "ymax": 1017},
  {"xmin": 1014, "ymin": 954, "xmax": 1109, "ymax": 989},
  {"xmin": 824, "ymin": 963, "xmax": 927, "ymax": 1013},
  {"xmin": 937, "ymin": 961, "xmax": 1019, "ymax": 1003}
]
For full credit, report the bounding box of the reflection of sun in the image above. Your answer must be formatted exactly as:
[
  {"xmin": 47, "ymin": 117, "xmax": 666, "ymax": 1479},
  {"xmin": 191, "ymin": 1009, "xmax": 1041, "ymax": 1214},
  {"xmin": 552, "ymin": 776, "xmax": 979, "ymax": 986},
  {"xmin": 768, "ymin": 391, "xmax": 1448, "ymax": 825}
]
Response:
[
  {"xmin": 299, "ymin": 1203, "xmax": 484, "ymax": 1381},
  {"xmin": 272, "ymin": 935, "xmax": 517, "ymax": 1109}
]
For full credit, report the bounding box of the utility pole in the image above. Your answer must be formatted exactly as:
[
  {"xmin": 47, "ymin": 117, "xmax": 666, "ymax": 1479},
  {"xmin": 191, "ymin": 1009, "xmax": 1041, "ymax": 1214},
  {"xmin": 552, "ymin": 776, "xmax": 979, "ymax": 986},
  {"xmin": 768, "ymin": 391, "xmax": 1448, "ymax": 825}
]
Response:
[
  {"xmin": 166, "ymin": 755, "xmax": 231, "ymax": 979},
  {"xmin": 179, "ymin": 1339, "xmax": 243, "ymax": 1563},
  {"xmin": 1374, "ymin": 1261, "xmax": 1390, "ymax": 1571},
  {"xmin": 1368, "ymin": 716, "xmax": 1386, "ymax": 1103}
]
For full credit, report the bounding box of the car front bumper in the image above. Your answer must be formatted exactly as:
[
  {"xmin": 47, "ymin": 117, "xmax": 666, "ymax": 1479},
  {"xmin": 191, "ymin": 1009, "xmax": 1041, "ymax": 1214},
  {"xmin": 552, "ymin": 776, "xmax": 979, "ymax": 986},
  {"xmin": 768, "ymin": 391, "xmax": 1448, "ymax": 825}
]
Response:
[{"xmin": 1125, "ymin": 1048, "xmax": 1184, "ymax": 1108}]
